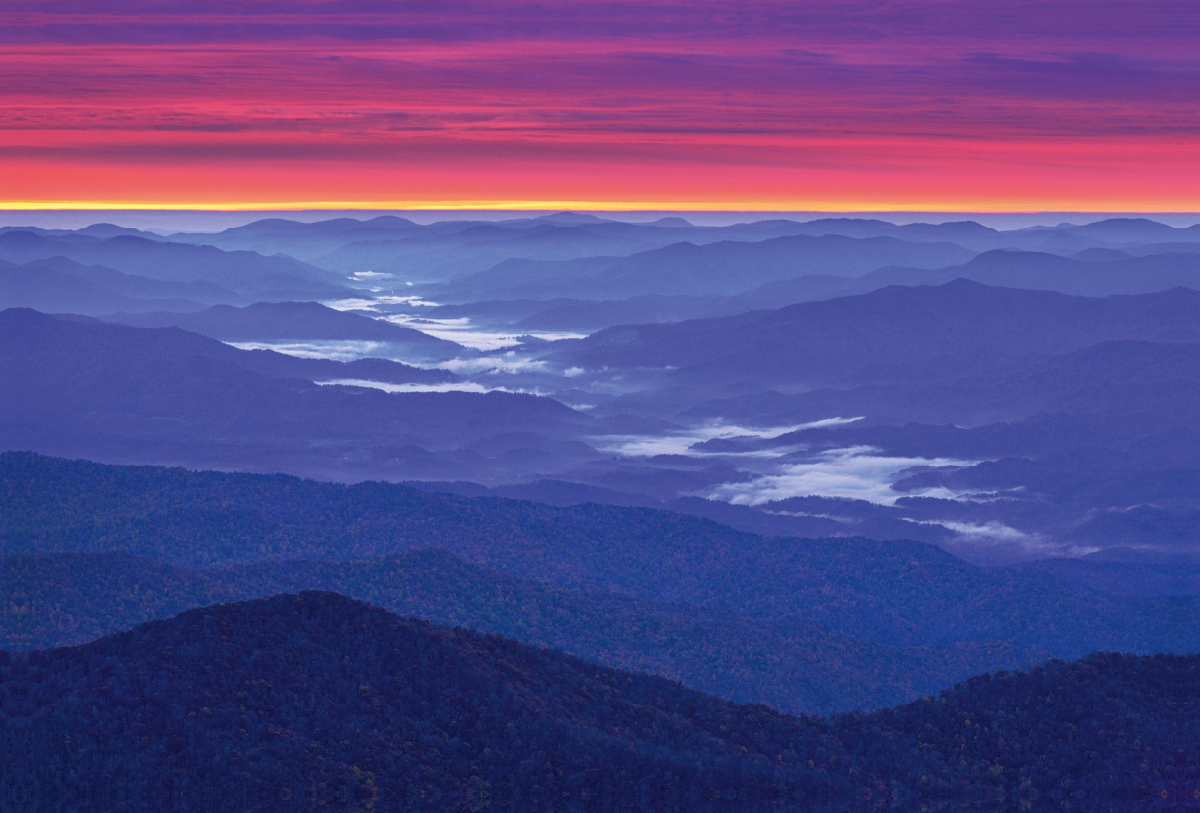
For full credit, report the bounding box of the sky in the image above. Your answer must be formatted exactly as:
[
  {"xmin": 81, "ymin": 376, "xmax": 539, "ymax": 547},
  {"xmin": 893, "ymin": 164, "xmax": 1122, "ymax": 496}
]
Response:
[{"xmin": 2, "ymin": 1, "xmax": 1199, "ymax": 212}]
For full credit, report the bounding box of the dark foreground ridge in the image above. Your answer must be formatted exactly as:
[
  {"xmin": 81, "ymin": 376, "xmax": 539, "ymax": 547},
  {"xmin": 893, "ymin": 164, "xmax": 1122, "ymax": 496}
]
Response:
[
  {"xmin": 3, "ymin": 592, "xmax": 1200, "ymax": 811},
  {"xmin": 10, "ymin": 451, "xmax": 1200, "ymax": 719}
]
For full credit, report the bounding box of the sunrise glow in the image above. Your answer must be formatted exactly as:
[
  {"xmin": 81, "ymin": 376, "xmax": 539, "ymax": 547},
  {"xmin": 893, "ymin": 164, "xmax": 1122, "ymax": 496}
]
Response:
[{"xmin": 3, "ymin": 0, "xmax": 1199, "ymax": 211}]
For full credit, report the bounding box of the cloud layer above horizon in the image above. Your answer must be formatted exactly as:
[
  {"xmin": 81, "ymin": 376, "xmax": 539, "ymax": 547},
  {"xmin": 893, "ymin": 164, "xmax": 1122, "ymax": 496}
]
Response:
[{"xmin": 3, "ymin": 1, "xmax": 1199, "ymax": 210}]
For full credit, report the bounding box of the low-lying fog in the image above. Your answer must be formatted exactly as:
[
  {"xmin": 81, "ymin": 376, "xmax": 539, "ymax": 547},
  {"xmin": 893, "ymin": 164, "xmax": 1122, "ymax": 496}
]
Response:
[{"xmin": 231, "ymin": 306, "xmax": 1057, "ymax": 561}]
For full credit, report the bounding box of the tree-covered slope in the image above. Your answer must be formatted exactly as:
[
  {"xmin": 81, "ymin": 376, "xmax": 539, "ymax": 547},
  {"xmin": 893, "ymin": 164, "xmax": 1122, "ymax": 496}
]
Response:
[
  {"xmin": 1, "ymin": 549, "xmax": 1037, "ymax": 715},
  {"xmin": 5, "ymin": 593, "xmax": 1200, "ymax": 811},
  {"xmin": 0, "ymin": 592, "xmax": 869, "ymax": 812},
  {"xmin": 3, "ymin": 452, "xmax": 1196, "ymax": 660}
]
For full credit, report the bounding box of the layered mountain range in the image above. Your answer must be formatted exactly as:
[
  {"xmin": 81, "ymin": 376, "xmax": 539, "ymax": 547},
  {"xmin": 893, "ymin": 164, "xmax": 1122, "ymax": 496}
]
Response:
[
  {"xmin": 6, "ymin": 272, "xmax": 1200, "ymax": 562},
  {"xmin": 6, "ymin": 451, "xmax": 1200, "ymax": 718},
  {"xmin": 5, "ymin": 211, "xmax": 1200, "ymax": 806},
  {"xmin": 3, "ymin": 591, "xmax": 1199, "ymax": 811}
]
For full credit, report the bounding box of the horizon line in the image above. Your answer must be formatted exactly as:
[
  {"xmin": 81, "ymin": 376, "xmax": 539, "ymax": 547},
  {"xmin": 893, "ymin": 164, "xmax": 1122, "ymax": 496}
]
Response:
[{"xmin": 3, "ymin": 202, "xmax": 1200, "ymax": 216}]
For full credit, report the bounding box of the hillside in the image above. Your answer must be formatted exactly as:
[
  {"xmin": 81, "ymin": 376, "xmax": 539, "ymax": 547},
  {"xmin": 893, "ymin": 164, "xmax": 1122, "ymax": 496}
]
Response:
[
  {"xmin": 5, "ymin": 592, "xmax": 1199, "ymax": 810},
  {"xmin": 5, "ymin": 453, "xmax": 1200, "ymax": 662},
  {"xmin": 100, "ymin": 301, "xmax": 464, "ymax": 357},
  {"xmin": 727, "ymin": 248, "xmax": 1200, "ymax": 311},
  {"xmin": 0, "ymin": 257, "xmax": 233, "ymax": 314},
  {"xmin": 0, "ymin": 549, "xmax": 1038, "ymax": 715},
  {"xmin": 0, "ymin": 311, "xmax": 587, "ymax": 482},
  {"xmin": 1, "ymin": 592, "xmax": 852, "ymax": 811},
  {"xmin": 0, "ymin": 230, "xmax": 351, "ymax": 300},
  {"xmin": 554, "ymin": 280, "xmax": 1200, "ymax": 388}
]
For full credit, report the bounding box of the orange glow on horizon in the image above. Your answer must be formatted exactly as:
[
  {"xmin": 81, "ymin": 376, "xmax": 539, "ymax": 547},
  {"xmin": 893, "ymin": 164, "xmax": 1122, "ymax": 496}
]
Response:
[{"xmin": 2, "ymin": 2, "xmax": 1198, "ymax": 211}]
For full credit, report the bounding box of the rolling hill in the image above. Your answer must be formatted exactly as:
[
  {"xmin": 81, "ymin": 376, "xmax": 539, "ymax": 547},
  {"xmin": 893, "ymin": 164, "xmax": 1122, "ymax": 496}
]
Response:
[
  {"xmin": 0, "ymin": 230, "xmax": 351, "ymax": 300},
  {"xmin": 437, "ymin": 234, "xmax": 976, "ymax": 301},
  {"xmin": 0, "ymin": 548, "xmax": 1037, "ymax": 715},
  {"xmin": 4, "ymin": 591, "xmax": 1198, "ymax": 810},
  {"xmin": 0, "ymin": 311, "xmax": 586, "ymax": 481},
  {"xmin": 5, "ymin": 453, "xmax": 1200, "ymax": 663}
]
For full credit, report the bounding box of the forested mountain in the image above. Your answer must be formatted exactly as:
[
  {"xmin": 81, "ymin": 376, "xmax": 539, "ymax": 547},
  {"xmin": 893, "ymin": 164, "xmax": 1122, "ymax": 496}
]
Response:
[
  {"xmin": 7, "ymin": 452, "xmax": 1200, "ymax": 715},
  {"xmin": 47, "ymin": 312, "xmax": 458, "ymax": 386},
  {"xmin": 7, "ymin": 279, "xmax": 1200, "ymax": 564},
  {"xmin": 6, "ymin": 211, "xmax": 1200, "ymax": 809},
  {"xmin": 1, "ymin": 549, "xmax": 1036, "ymax": 714},
  {"xmin": 5, "ymin": 592, "xmax": 1200, "ymax": 811}
]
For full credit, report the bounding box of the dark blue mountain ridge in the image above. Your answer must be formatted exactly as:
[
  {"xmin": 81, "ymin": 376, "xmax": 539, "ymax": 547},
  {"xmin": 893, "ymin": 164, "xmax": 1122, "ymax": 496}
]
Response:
[
  {"xmin": 697, "ymin": 248, "xmax": 1200, "ymax": 317},
  {"xmin": 1060, "ymin": 216, "xmax": 1200, "ymax": 243},
  {"xmin": 4, "ymin": 591, "xmax": 1200, "ymax": 810},
  {"xmin": 4, "ymin": 451, "xmax": 1195, "ymax": 656},
  {"xmin": 23, "ymin": 309, "xmax": 454, "ymax": 386},
  {"xmin": 0, "ymin": 259, "xmax": 204, "ymax": 315},
  {"xmin": 21, "ymin": 255, "xmax": 236, "ymax": 301},
  {"xmin": 727, "ymin": 338, "xmax": 1200, "ymax": 427},
  {"xmin": 876, "ymin": 248, "xmax": 1200, "ymax": 296},
  {"xmin": 1, "ymin": 548, "xmax": 1040, "ymax": 714}
]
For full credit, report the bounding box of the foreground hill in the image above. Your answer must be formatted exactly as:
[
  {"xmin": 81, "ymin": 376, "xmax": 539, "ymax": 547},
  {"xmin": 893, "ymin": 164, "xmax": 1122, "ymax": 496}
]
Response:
[
  {"xmin": 4, "ymin": 592, "xmax": 1198, "ymax": 810},
  {"xmin": 3, "ymin": 592, "xmax": 840, "ymax": 811},
  {"xmin": 0, "ymin": 549, "xmax": 1035, "ymax": 715}
]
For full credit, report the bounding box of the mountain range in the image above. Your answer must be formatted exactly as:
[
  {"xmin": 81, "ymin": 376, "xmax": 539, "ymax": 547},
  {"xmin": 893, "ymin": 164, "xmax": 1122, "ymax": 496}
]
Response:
[
  {"xmin": 96, "ymin": 301, "xmax": 467, "ymax": 361},
  {"xmin": 7, "ymin": 211, "xmax": 1200, "ymax": 807},
  {"xmin": 4, "ymin": 591, "xmax": 1198, "ymax": 811},
  {"xmin": 8, "ymin": 451, "xmax": 1200, "ymax": 716},
  {"xmin": 8, "ymin": 273, "xmax": 1200, "ymax": 561},
  {"xmin": 155, "ymin": 214, "xmax": 1200, "ymax": 283},
  {"xmin": 429, "ymin": 234, "xmax": 977, "ymax": 301},
  {"xmin": 0, "ymin": 229, "xmax": 352, "ymax": 305},
  {"xmin": 0, "ymin": 309, "xmax": 581, "ymax": 481}
]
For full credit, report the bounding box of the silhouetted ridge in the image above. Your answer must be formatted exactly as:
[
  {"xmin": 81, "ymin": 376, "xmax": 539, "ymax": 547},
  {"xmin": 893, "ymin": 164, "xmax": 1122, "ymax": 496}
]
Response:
[
  {"xmin": 0, "ymin": 592, "xmax": 855, "ymax": 811},
  {"xmin": 0, "ymin": 548, "xmax": 1042, "ymax": 715},
  {"xmin": 6, "ymin": 593, "xmax": 1200, "ymax": 810}
]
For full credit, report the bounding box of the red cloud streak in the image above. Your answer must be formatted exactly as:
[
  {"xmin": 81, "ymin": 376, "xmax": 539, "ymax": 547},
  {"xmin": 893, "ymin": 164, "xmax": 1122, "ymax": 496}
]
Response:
[{"xmin": 2, "ymin": 1, "xmax": 1198, "ymax": 210}]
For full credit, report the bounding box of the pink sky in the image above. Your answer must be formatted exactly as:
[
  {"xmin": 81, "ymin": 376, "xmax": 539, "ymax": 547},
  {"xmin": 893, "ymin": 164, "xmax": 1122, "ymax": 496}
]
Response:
[{"xmin": 2, "ymin": 1, "xmax": 1198, "ymax": 210}]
